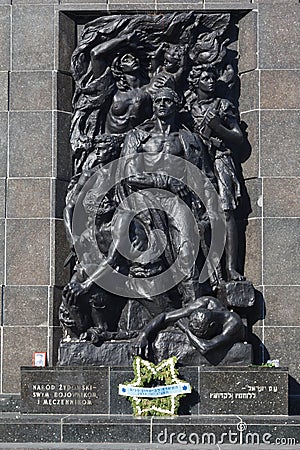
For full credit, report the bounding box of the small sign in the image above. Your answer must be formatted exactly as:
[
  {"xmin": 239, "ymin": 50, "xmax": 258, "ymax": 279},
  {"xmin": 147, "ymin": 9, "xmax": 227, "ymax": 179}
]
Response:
[
  {"xmin": 32, "ymin": 352, "xmax": 47, "ymax": 367},
  {"xmin": 119, "ymin": 383, "xmax": 191, "ymax": 398}
]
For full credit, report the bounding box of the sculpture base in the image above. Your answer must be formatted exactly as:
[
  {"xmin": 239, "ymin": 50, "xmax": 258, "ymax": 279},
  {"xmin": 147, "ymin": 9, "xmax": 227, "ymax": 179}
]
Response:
[
  {"xmin": 21, "ymin": 365, "xmax": 288, "ymax": 416},
  {"xmin": 1, "ymin": 414, "xmax": 299, "ymax": 447},
  {"xmin": 58, "ymin": 339, "xmax": 252, "ymax": 367}
]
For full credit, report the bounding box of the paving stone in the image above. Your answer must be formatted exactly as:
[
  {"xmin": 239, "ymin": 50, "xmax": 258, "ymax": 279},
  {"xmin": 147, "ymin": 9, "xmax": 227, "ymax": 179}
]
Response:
[
  {"xmin": 3, "ymin": 286, "xmax": 48, "ymax": 326},
  {"xmin": 0, "ymin": 7, "xmax": 11, "ymax": 71},
  {"xmin": 260, "ymin": 70, "xmax": 300, "ymax": 110},
  {"xmin": 263, "ymin": 218, "xmax": 300, "ymax": 285},
  {"xmin": 57, "ymin": 12, "xmax": 76, "ymax": 72},
  {"xmin": 264, "ymin": 177, "xmax": 300, "ymax": 218},
  {"xmin": 6, "ymin": 218, "xmax": 51, "ymax": 285},
  {"xmin": 0, "ymin": 219, "xmax": 4, "ymax": 284},
  {"xmin": 240, "ymin": 111, "xmax": 259, "ymax": 179},
  {"xmin": 51, "ymin": 219, "xmax": 70, "ymax": 286},
  {"xmin": 10, "ymin": 71, "xmax": 52, "ymax": 111},
  {"xmin": 0, "ymin": 177, "xmax": 5, "ymax": 218},
  {"xmin": 2, "ymin": 327, "xmax": 48, "ymax": 393},
  {"xmin": 12, "ymin": 6, "xmax": 55, "ymax": 71},
  {"xmin": 0, "ymin": 71, "xmax": 8, "ymax": 111},
  {"xmin": 260, "ymin": 110, "xmax": 300, "ymax": 177},
  {"xmin": 264, "ymin": 286, "xmax": 300, "ymax": 327},
  {"xmin": 264, "ymin": 327, "xmax": 300, "ymax": 392},
  {"xmin": 7, "ymin": 178, "xmax": 51, "ymax": 218},
  {"xmin": 9, "ymin": 111, "xmax": 52, "ymax": 177},
  {"xmin": 259, "ymin": 3, "xmax": 299, "ymax": 69},
  {"xmin": 0, "ymin": 112, "xmax": 7, "ymax": 177},
  {"xmin": 244, "ymin": 218, "xmax": 262, "ymax": 286},
  {"xmin": 239, "ymin": 70, "xmax": 259, "ymax": 113}
]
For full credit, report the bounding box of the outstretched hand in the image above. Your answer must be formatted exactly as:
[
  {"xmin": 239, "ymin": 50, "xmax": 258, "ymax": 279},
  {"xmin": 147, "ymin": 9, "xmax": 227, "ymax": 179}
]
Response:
[{"xmin": 132, "ymin": 332, "xmax": 149, "ymax": 358}]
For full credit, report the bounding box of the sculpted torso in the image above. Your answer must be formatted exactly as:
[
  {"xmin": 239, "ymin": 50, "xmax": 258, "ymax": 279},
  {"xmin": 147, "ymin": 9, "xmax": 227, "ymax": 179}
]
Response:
[{"xmin": 105, "ymin": 88, "xmax": 152, "ymax": 134}]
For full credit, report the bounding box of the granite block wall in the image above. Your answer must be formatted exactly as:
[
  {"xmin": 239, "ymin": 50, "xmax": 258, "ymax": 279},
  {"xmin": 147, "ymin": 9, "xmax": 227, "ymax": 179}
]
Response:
[{"xmin": 0, "ymin": 0, "xmax": 298, "ymax": 415}]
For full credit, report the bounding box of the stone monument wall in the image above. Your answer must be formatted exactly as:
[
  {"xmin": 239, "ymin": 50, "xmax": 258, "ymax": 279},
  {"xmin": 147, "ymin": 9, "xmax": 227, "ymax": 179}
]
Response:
[{"xmin": 0, "ymin": 0, "xmax": 298, "ymax": 413}]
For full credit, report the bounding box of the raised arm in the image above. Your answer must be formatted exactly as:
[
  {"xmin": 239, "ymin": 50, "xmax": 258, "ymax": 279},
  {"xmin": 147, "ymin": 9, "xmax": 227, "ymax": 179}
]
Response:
[{"xmin": 90, "ymin": 33, "xmax": 134, "ymax": 78}]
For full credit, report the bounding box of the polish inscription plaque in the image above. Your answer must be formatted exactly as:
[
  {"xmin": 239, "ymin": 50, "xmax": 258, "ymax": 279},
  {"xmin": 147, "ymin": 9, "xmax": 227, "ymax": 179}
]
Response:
[{"xmin": 21, "ymin": 367, "xmax": 109, "ymax": 414}]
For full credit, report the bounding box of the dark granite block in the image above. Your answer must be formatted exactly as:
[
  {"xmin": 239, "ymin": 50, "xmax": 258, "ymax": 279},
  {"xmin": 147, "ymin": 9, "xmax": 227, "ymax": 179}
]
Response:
[
  {"xmin": 12, "ymin": 6, "xmax": 54, "ymax": 70},
  {"xmin": 7, "ymin": 178, "xmax": 51, "ymax": 218},
  {"xmin": 0, "ymin": 415, "xmax": 61, "ymax": 443},
  {"xmin": 56, "ymin": 72, "xmax": 73, "ymax": 113},
  {"xmin": 264, "ymin": 286, "xmax": 300, "ymax": 327},
  {"xmin": 109, "ymin": 368, "xmax": 134, "ymax": 415},
  {"xmin": 48, "ymin": 326, "xmax": 62, "ymax": 366},
  {"xmin": 261, "ymin": 110, "xmax": 300, "ymax": 176},
  {"xmin": 240, "ymin": 111, "xmax": 259, "ymax": 179},
  {"xmin": 261, "ymin": 70, "xmax": 300, "ymax": 110},
  {"xmin": 152, "ymin": 416, "xmax": 300, "ymax": 446},
  {"xmin": 53, "ymin": 112, "xmax": 72, "ymax": 180},
  {"xmin": 263, "ymin": 218, "xmax": 300, "ymax": 285},
  {"xmin": 244, "ymin": 218, "xmax": 262, "ymax": 286},
  {"xmin": 289, "ymin": 396, "xmax": 300, "ymax": 415},
  {"xmin": 6, "ymin": 218, "xmax": 50, "ymax": 285},
  {"xmin": 52, "ymin": 179, "xmax": 69, "ymax": 219},
  {"xmin": 264, "ymin": 177, "xmax": 300, "ymax": 218},
  {"xmin": 259, "ymin": 4, "xmax": 299, "ymax": 69},
  {"xmin": 49, "ymin": 286, "xmax": 63, "ymax": 327},
  {"xmin": 264, "ymin": 327, "xmax": 300, "ymax": 389},
  {"xmin": 21, "ymin": 366, "xmax": 109, "ymax": 414},
  {"xmin": 13, "ymin": 0, "xmax": 58, "ymax": 3},
  {"xmin": 2, "ymin": 327, "xmax": 48, "ymax": 393},
  {"xmin": 0, "ymin": 219, "xmax": 4, "ymax": 284},
  {"xmin": 0, "ymin": 71, "xmax": 8, "ymax": 111},
  {"xmin": 52, "ymin": 219, "xmax": 70, "ymax": 286},
  {"xmin": 57, "ymin": 12, "xmax": 76, "ymax": 72},
  {"xmin": 0, "ymin": 7, "xmax": 10, "ymax": 71},
  {"xmin": 0, "ymin": 177, "xmax": 5, "ymax": 217},
  {"xmin": 156, "ymin": 0, "xmax": 201, "ymax": 3},
  {"xmin": 235, "ymin": 422, "xmax": 300, "ymax": 447},
  {"xmin": 61, "ymin": 0, "xmax": 106, "ymax": 3},
  {"xmin": 109, "ymin": 3, "xmax": 156, "ymax": 10},
  {"xmin": 0, "ymin": 112, "xmax": 7, "ymax": 177},
  {"xmin": 204, "ymin": 2, "xmax": 252, "ymax": 7},
  {"xmin": 238, "ymin": 11, "xmax": 257, "ymax": 73},
  {"xmin": 178, "ymin": 366, "xmax": 199, "ymax": 416},
  {"xmin": 199, "ymin": 367, "xmax": 288, "ymax": 415},
  {"xmin": 10, "ymin": 71, "xmax": 52, "ymax": 111},
  {"xmin": 254, "ymin": 0, "xmax": 298, "ymax": 2},
  {"xmin": 3, "ymin": 286, "xmax": 48, "ymax": 326},
  {"xmin": 244, "ymin": 177, "xmax": 262, "ymax": 219},
  {"xmin": 239, "ymin": 70, "xmax": 259, "ymax": 113},
  {"xmin": 0, "ymin": 395, "xmax": 22, "ymax": 413},
  {"xmin": 206, "ymin": 0, "xmax": 250, "ymax": 2},
  {"xmin": 153, "ymin": 423, "xmax": 236, "ymax": 446},
  {"xmin": 62, "ymin": 416, "xmax": 151, "ymax": 443},
  {"xmin": 9, "ymin": 111, "xmax": 52, "ymax": 177}
]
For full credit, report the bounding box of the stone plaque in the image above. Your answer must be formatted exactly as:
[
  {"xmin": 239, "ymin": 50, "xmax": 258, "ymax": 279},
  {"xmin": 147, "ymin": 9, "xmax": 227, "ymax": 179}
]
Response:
[
  {"xmin": 199, "ymin": 367, "xmax": 288, "ymax": 415},
  {"xmin": 21, "ymin": 367, "xmax": 109, "ymax": 414}
]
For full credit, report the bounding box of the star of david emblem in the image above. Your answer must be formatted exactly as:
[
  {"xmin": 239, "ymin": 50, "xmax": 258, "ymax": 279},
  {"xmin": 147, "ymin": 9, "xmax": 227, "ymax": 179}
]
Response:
[{"xmin": 119, "ymin": 356, "xmax": 191, "ymax": 416}]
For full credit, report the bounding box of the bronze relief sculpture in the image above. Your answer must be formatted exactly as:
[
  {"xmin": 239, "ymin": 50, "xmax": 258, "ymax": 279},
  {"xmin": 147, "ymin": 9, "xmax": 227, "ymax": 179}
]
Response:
[{"xmin": 59, "ymin": 12, "xmax": 254, "ymax": 366}]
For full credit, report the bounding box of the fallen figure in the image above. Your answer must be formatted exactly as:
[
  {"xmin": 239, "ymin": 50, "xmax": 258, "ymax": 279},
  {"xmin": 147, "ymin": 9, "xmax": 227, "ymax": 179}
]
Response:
[{"xmin": 132, "ymin": 296, "xmax": 245, "ymax": 358}]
